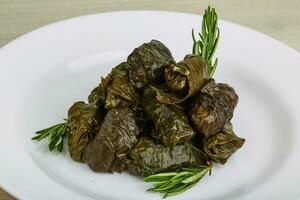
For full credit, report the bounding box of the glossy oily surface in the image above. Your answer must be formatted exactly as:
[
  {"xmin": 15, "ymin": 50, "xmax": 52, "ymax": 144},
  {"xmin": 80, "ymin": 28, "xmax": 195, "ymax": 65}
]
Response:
[{"xmin": 0, "ymin": 11, "xmax": 300, "ymax": 200}]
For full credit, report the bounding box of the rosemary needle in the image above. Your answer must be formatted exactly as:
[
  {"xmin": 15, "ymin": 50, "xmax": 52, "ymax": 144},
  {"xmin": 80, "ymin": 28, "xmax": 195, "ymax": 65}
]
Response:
[
  {"xmin": 192, "ymin": 6, "xmax": 220, "ymax": 77},
  {"xmin": 32, "ymin": 122, "xmax": 67, "ymax": 152},
  {"xmin": 144, "ymin": 166, "xmax": 211, "ymax": 198}
]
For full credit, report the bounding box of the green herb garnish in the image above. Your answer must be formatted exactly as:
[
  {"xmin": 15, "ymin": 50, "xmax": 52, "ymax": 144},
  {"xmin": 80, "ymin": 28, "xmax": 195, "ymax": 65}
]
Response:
[
  {"xmin": 144, "ymin": 166, "xmax": 211, "ymax": 198},
  {"xmin": 192, "ymin": 6, "xmax": 220, "ymax": 77},
  {"xmin": 32, "ymin": 122, "xmax": 67, "ymax": 152}
]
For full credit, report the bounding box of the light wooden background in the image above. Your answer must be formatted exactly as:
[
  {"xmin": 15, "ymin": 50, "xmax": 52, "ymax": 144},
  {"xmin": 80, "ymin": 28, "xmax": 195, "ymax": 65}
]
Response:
[{"xmin": 0, "ymin": 0, "xmax": 299, "ymax": 199}]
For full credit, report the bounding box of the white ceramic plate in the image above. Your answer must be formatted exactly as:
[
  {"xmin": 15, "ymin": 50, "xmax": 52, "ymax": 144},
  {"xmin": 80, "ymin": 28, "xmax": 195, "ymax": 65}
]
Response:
[{"xmin": 0, "ymin": 11, "xmax": 300, "ymax": 200}]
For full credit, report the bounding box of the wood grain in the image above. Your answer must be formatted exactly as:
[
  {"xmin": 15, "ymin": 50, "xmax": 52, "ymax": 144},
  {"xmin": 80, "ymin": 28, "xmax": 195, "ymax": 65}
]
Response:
[
  {"xmin": 0, "ymin": 0, "xmax": 299, "ymax": 199},
  {"xmin": 0, "ymin": 189, "xmax": 15, "ymax": 200},
  {"xmin": 0, "ymin": 0, "xmax": 299, "ymax": 51}
]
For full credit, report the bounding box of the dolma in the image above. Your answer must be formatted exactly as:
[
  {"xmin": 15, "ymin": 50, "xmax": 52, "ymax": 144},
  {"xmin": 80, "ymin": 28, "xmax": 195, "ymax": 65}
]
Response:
[
  {"xmin": 84, "ymin": 108, "xmax": 139, "ymax": 173},
  {"xmin": 142, "ymin": 88, "xmax": 195, "ymax": 147},
  {"xmin": 102, "ymin": 62, "xmax": 140, "ymax": 110},
  {"xmin": 203, "ymin": 123, "xmax": 245, "ymax": 164},
  {"xmin": 127, "ymin": 40, "xmax": 175, "ymax": 89},
  {"xmin": 132, "ymin": 106, "xmax": 154, "ymax": 136},
  {"xmin": 128, "ymin": 137, "xmax": 206, "ymax": 177},
  {"xmin": 66, "ymin": 102, "xmax": 104, "ymax": 162},
  {"xmin": 153, "ymin": 55, "xmax": 208, "ymax": 104},
  {"xmin": 88, "ymin": 82, "xmax": 106, "ymax": 105},
  {"xmin": 189, "ymin": 79, "xmax": 238, "ymax": 137}
]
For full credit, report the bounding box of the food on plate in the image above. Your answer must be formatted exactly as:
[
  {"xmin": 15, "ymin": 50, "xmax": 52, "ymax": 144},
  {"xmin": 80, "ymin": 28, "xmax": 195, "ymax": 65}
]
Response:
[
  {"xmin": 66, "ymin": 101, "xmax": 104, "ymax": 162},
  {"xmin": 202, "ymin": 122, "xmax": 245, "ymax": 164},
  {"xmin": 128, "ymin": 137, "xmax": 206, "ymax": 177},
  {"xmin": 32, "ymin": 6, "xmax": 245, "ymax": 198},
  {"xmin": 127, "ymin": 39, "xmax": 175, "ymax": 89},
  {"xmin": 189, "ymin": 78, "xmax": 238, "ymax": 138},
  {"xmin": 88, "ymin": 83, "xmax": 106, "ymax": 105},
  {"xmin": 132, "ymin": 106, "xmax": 153, "ymax": 136},
  {"xmin": 84, "ymin": 108, "xmax": 139, "ymax": 172},
  {"xmin": 153, "ymin": 54, "xmax": 208, "ymax": 104},
  {"xmin": 102, "ymin": 62, "xmax": 140, "ymax": 109},
  {"xmin": 142, "ymin": 88, "xmax": 195, "ymax": 147}
]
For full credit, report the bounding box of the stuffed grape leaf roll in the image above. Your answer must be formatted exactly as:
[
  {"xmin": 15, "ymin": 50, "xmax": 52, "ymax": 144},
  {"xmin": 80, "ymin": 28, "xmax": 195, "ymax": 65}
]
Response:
[
  {"xmin": 102, "ymin": 62, "xmax": 140, "ymax": 110},
  {"xmin": 142, "ymin": 88, "xmax": 195, "ymax": 147},
  {"xmin": 84, "ymin": 108, "xmax": 139, "ymax": 173},
  {"xmin": 88, "ymin": 81, "xmax": 106, "ymax": 106},
  {"xmin": 202, "ymin": 123, "xmax": 245, "ymax": 164},
  {"xmin": 132, "ymin": 106, "xmax": 154, "ymax": 136},
  {"xmin": 189, "ymin": 79, "xmax": 238, "ymax": 138},
  {"xmin": 66, "ymin": 102, "xmax": 104, "ymax": 162},
  {"xmin": 128, "ymin": 137, "xmax": 206, "ymax": 177},
  {"xmin": 153, "ymin": 55, "xmax": 208, "ymax": 104},
  {"xmin": 127, "ymin": 40, "xmax": 175, "ymax": 89}
]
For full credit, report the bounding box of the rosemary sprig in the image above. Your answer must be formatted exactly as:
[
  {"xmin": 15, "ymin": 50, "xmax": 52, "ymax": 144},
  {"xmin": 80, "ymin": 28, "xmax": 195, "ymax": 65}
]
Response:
[
  {"xmin": 32, "ymin": 122, "xmax": 67, "ymax": 152},
  {"xmin": 192, "ymin": 6, "xmax": 220, "ymax": 77},
  {"xmin": 144, "ymin": 166, "xmax": 212, "ymax": 198}
]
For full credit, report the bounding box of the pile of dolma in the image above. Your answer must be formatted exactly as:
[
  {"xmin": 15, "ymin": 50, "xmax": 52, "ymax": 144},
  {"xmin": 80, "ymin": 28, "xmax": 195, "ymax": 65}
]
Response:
[{"xmin": 66, "ymin": 40, "xmax": 245, "ymax": 177}]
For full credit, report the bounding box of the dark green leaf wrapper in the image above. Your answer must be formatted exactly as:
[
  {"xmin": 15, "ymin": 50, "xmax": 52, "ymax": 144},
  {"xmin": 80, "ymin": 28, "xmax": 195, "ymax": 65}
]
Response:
[
  {"xmin": 142, "ymin": 88, "xmax": 195, "ymax": 147},
  {"xmin": 127, "ymin": 40, "xmax": 175, "ymax": 89},
  {"xmin": 88, "ymin": 82, "xmax": 106, "ymax": 105},
  {"xmin": 66, "ymin": 102, "xmax": 104, "ymax": 162},
  {"xmin": 153, "ymin": 55, "xmax": 208, "ymax": 104},
  {"xmin": 128, "ymin": 137, "xmax": 206, "ymax": 177},
  {"xmin": 203, "ymin": 122, "xmax": 245, "ymax": 164},
  {"xmin": 132, "ymin": 106, "xmax": 154, "ymax": 136},
  {"xmin": 84, "ymin": 108, "xmax": 139, "ymax": 173},
  {"xmin": 189, "ymin": 79, "xmax": 238, "ymax": 138},
  {"xmin": 102, "ymin": 62, "xmax": 141, "ymax": 110}
]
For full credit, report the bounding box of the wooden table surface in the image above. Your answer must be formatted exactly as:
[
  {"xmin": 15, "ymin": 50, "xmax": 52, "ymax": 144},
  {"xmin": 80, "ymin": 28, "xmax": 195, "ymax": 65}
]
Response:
[{"xmin": 0, "ymin": 0, "xmax": 299, "ymax": 199}]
